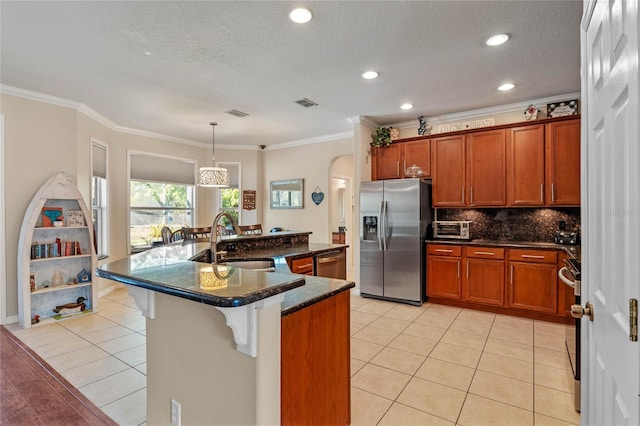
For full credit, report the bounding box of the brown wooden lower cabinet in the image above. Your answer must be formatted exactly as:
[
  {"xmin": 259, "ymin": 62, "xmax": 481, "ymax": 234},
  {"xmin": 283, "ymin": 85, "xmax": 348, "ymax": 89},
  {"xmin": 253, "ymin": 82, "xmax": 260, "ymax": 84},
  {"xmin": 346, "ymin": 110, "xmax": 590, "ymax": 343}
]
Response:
[
  {"xmin": 464, "ymin": 246, "xmax": 505, "ymax": 306},
  {"xmin": 281, "ymin": 290, "xmax": 350, "ymax": 426},
  {"xmin": 426, "ymin": 244, "xmax": 462, "ymax": 300},
  {"xmin": 427, "ymin": 243, "xmax": 572, "ymax": 323}
]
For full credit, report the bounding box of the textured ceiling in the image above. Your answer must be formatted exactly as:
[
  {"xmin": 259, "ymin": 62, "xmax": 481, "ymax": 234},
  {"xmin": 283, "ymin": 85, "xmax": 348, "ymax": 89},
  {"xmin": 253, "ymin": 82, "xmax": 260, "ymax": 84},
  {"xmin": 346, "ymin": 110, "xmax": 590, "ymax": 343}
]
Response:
[{"xmin": 0, "ymin": 1, "xmax": 583, "ymax": 147}]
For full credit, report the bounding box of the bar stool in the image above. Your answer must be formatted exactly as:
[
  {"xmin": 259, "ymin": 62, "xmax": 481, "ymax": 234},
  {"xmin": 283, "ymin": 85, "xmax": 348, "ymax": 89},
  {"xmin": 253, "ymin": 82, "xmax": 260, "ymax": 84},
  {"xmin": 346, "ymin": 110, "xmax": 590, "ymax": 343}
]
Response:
[
  {"xmin": 238, "ymin": 224, "xmax": 262, "ymax": 236},
  {"xmin": 182, "ymin": 227, "xmax": 212, "ymax": 239}
]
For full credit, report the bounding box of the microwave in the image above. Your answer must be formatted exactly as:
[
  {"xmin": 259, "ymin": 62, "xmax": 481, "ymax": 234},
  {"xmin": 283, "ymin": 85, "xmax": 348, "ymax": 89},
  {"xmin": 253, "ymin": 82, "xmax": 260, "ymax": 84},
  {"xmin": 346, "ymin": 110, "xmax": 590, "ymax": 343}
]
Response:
[{"xmin": 433, "ymin": 221, "xmax": 472, "ymax": 240}]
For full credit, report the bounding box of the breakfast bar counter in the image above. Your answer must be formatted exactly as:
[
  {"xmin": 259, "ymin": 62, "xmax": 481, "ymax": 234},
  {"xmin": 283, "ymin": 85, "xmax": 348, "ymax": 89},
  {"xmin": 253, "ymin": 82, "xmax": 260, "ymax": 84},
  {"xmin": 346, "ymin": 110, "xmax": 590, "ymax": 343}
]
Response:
[{"xmin": 96, "ymin": 237, "xmax": 353, "ymax": 425}]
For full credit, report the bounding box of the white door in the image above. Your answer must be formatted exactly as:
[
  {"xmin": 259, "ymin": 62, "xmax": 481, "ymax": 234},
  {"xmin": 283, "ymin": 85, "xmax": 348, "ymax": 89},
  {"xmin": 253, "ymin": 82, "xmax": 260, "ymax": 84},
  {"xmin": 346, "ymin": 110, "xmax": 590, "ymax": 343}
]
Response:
[{"xmin": 582, "ymin": 0, "xmax": 639, "ymax": 425}]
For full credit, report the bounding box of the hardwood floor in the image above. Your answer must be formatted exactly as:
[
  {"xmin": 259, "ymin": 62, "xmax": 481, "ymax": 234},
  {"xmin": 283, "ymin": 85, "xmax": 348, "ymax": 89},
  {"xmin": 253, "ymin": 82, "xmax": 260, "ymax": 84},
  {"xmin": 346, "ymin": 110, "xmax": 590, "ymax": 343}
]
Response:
[{"xmin": 0, "ymin": 326, "xmax": 117, "ymax": 425}]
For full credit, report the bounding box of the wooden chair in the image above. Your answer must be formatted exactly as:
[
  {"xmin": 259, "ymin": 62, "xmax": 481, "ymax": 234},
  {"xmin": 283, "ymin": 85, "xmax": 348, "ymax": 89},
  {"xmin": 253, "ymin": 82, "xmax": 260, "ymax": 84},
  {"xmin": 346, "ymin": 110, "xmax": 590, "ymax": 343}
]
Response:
[
  {"xmin": 216, "ymin": 225, "xmax": 236, "ymax": 236},
  {"xmin": 182, "ymin": 227, "xmax": 212, "ymax": 240},
  {"xmin": 238, "ymin": 224, "xmax": 262, "ymax": 236},
  {"xmin": 170, "ymin": 229, "xmax": 185, "ymax": 242},
  {"xmin": 160, "ymin": 226, "xmax": 173, "ymax": 244}
]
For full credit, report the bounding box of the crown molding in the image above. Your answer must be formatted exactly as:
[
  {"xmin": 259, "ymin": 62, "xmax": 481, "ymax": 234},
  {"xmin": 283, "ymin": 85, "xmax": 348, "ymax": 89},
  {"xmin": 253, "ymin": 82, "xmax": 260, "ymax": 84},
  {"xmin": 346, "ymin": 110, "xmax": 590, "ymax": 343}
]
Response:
[
  {"xmin": 216, "ymin": 144, "xmax": 260, "ymax": 151},
  {"xmin": 266, "ymin": 131, "xmax": 352, "ymax": 151},
  {"xmin": 0, "ymin": 84, "xmax": 214, "ymax": 148},
  {"xmin": 389, "ymin": 92, "xmax": 581, "ymax": 129}
]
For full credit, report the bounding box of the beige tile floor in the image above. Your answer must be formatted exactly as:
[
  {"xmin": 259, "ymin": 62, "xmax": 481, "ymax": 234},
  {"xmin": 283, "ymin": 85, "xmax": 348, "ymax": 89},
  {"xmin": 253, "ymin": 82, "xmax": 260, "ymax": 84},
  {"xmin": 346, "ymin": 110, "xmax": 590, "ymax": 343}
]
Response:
[{"xmin": 7, "ymin": 286, "xmax": 580, "ymax": 426}]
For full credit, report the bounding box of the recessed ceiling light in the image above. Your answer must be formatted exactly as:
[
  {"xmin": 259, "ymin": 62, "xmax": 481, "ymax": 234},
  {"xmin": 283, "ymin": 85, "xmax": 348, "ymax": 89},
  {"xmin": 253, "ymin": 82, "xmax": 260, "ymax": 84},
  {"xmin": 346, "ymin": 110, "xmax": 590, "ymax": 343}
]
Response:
[
  {"xmin": 498, "ymin": 83, "xmax": 515, "ymax": 91},
  {"xmin": 362, "ymin": 71, "xmax": 379, "ymax": 80},
  {"xmin": 144, "ymin": 51, "xmax": 152, "ymax": 56},
  {"xmin": 400, "ymin": 103, "xmax": 414, "ymax": 110},
  {"xmin": 486, "ymin": 34, "xmax": 510, "ymax": 46},
  {"xmin": 289, "ymin": 7, "xmax": 313, "ymax": 24}
]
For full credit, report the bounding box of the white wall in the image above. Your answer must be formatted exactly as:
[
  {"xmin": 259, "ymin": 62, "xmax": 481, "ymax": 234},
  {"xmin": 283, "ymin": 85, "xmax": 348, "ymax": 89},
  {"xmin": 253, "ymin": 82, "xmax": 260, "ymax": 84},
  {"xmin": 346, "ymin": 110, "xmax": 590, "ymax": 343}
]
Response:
[
  {"xmin": 216, "ymin": 148, "xmax": 263, "ymax": 226},
  {"xmin": 262, "ymin": 138, "xmax": 353, "ymax": 243},
  {"xmin": 0, "ymin": 93, "xmax": 216, "ymax": 320}
]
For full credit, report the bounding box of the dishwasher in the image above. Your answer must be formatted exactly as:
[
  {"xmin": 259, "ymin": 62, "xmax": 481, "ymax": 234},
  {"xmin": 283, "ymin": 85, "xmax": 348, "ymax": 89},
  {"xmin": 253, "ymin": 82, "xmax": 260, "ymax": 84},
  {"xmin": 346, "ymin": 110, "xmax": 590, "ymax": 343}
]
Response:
[{"xmin": 314, "ymin": 250, "xmax": 347, "ymax": 280}]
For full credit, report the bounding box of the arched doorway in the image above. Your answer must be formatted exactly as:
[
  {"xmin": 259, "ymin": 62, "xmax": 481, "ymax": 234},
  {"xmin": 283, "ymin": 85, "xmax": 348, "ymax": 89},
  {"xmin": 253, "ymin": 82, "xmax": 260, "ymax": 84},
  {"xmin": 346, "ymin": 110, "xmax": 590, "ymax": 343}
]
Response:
[{"xmin": 329, "ymin": 154, "xmax": 354, "ymax": 279}]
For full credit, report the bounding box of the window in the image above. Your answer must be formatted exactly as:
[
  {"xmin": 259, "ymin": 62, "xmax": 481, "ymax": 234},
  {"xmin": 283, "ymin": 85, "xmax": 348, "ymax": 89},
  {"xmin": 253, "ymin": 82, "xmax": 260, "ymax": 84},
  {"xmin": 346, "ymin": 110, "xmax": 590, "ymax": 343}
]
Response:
[
  {"xmin": 218, "ymin": 163, "xmax": 241, "ymax": 227},
  {"xmin": 91, "ymin": 141, "xmax": 108, "ymax": 257},
  {"xmin": 128, "ymin": 152, "xmax": 197, "ymax": 251}
]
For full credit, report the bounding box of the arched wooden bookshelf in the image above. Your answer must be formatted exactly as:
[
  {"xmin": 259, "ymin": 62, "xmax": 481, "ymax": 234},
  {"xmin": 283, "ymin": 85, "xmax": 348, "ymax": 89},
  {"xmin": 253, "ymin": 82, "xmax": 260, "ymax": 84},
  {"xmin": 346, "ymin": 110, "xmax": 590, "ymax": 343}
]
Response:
[{"xmin": 17, "ymin": 172, "xmax": 98, "ymax": 328}]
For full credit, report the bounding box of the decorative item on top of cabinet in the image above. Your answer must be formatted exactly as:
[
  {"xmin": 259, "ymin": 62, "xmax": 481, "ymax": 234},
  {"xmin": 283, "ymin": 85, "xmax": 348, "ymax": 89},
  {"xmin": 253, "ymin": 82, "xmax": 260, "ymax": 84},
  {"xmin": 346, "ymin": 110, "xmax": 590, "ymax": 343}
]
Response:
[
  {"xmin": 371, "ymin": 127, "xmax": 393, "ymax": 148},
  {"xmin": 17, "ymin": 172, "xmax": 98, "ymax": 328},
  {"xmin": 524, "ymin": 105, "xmax": 540, "ymax": 121}
]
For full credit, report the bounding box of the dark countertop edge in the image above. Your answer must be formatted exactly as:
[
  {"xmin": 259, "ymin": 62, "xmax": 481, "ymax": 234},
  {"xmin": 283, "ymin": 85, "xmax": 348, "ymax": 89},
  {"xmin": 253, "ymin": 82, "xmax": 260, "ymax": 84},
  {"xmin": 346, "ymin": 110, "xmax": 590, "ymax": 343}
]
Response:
[
  {"xmin": 281, "ymin": 282, "xmax": 355, "ymax": 317},
  {"xmin": 426, "ymin": 239, "xmax": 580, "ymax": 259},
  {"xmin": 283, "ymin": 244, "xmax": 349, "ymax": 261},
  {"xmin": 95, "ymin": 269, "xmax": 305, "ymax": 308}
]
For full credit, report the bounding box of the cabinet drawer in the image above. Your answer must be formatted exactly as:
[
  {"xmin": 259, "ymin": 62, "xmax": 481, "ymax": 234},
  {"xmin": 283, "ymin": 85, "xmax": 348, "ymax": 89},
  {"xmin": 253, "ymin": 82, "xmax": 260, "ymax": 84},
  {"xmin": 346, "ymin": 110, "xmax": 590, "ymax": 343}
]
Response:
[
  {"xmin": 508, "ymin": 249, "xmax": 557, "ymax": 264},
  {"xmin": 290, "ymin": 256, "xmax": 314, "ymax": 275},
  {"xmin": 428, "ymin": 244, "xmax": 462, "ymax": 257},
  {"xmin": 464, "ymin": 246, "xmax": 505, "ymax": 260}
]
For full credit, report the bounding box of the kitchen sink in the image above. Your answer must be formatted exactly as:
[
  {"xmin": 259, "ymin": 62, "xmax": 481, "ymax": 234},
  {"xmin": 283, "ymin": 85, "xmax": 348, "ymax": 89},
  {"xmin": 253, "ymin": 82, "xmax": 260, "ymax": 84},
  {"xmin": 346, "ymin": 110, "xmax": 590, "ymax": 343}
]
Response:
[
  {"xmin": 220, "ymin": 258, "xmax": 276, "ymax": 272},
  {"xmin": 190, "ymin": 250, "xmax": 276, "ymax": 271}
]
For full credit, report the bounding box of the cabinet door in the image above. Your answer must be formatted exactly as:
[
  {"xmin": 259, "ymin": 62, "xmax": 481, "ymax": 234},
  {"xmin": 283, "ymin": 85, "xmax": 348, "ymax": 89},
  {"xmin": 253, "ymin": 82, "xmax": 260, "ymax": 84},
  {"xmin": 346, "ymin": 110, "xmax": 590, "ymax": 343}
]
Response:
[
  {"xmin": 372, "ymin": 145, "xmax": 402, "ymax": 180},
  {"xmin": 427, "ymin": 256, "xmax": 461, "ymax": 299},
  {"xmin": 508, "ymin": 262, "xmax": 558, "ymax": 313},
  {"xmin": 507, "ymin": 124, "xmax": 545, "ymax": 206},
  {"xmin": 402, "ymin": 139, "xmax": 431, "ymax": 178},
  {"xmin": 467, "ymin": 129, "xmax": 507, "ymax": 206},
  {"xmin": 465, "ymin": 258, "xmax": 505, "ymax": 306},
  {"xmin": 432, "ymin": 135, "xmax": 466, "ymax": 207},
  {"xmin": 546, "ymin": 119, "xmax": 581, "ymax": 205}
]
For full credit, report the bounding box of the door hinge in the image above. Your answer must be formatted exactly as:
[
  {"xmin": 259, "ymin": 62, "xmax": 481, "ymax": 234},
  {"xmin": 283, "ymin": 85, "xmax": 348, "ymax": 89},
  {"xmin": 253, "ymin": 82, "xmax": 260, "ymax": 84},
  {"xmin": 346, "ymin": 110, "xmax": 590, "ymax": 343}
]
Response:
[{"xmin": 630, "ymin": 298, "xmax": 638, "ymax": 342}]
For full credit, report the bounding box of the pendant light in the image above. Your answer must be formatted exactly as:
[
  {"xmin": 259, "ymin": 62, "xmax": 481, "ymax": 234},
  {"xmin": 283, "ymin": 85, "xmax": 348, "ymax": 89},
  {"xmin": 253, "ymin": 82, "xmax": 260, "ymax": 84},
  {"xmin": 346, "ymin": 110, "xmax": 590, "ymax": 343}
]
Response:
[{"xmin": 198, "ymin": 122, "xmax": 229, "ymax": 187}]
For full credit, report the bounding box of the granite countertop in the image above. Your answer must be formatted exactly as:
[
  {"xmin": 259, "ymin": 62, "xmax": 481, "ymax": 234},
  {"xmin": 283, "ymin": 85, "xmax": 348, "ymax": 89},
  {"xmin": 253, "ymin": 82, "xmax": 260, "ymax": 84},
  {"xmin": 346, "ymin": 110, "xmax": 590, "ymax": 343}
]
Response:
[
  {"xmin": 96, "ymin": 240, "xmax": 354, "ymax": 311},
  {"xmin": 427, "ymin": 239, "xmax": 581, "ymax": 260}
]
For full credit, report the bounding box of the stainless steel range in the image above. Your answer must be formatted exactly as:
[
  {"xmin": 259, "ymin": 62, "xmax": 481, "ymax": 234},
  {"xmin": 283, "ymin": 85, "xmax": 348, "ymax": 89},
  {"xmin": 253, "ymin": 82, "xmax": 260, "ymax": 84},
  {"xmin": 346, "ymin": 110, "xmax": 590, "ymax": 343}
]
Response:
[{"xmin": 558, "ymin": 257, "xmax": 581, "ymax": 412}]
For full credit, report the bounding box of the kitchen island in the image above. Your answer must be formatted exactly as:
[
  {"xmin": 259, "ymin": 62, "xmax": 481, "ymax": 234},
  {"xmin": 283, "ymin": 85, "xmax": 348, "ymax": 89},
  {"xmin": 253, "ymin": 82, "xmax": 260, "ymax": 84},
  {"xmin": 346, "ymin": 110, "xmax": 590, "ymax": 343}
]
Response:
[{"xmin": 96, "ymin": 234, "xmax": 353, "ymax": 426}]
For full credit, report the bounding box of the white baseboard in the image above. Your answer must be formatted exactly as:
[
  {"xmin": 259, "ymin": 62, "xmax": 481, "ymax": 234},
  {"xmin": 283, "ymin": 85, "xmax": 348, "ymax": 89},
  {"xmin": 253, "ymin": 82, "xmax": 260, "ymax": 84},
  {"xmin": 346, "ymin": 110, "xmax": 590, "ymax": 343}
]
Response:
[
  {"xmin": 98, "ymin": 285, "xmax": 118, "ymax": 298},
  {"xmin": 3, "ymin": 314, "xmax": 18, "ymax": 325}
]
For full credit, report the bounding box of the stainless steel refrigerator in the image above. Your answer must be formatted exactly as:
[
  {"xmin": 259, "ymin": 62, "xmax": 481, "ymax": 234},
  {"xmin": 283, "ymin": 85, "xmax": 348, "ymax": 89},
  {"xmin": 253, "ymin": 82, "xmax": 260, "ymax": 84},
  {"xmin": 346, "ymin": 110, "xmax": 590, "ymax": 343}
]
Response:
[{"xmin": 360, "ymin": 179, "xmax": 432, "ymax": 305}]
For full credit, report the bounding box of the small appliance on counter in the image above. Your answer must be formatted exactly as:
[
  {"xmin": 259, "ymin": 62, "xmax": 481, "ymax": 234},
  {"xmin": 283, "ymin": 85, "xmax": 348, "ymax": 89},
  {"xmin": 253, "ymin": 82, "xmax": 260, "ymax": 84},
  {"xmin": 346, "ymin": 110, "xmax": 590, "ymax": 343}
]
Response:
[
  {"xmin": 432, "ymin": 220, "xmax": 472, "ymax": 240},
  {"xmin": 554, "ymin": 221, "xmax": 580, "ymax": 245}
]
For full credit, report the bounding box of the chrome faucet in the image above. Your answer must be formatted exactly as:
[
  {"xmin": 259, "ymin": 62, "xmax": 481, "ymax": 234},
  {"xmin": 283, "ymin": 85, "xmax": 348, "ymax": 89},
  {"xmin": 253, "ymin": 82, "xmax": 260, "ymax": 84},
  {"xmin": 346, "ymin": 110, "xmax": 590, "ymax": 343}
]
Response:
[{"xmin": 210, "ymin": 212, "xmax": 242, "ymax": 264}]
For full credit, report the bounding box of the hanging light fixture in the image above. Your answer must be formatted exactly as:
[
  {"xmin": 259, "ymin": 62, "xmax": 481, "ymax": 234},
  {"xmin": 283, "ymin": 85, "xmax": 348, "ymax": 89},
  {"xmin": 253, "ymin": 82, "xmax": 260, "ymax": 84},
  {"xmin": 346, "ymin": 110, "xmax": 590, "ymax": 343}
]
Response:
[{"xmin": 198, "ymin": 122, "xmax": 229, "ymax": 187}]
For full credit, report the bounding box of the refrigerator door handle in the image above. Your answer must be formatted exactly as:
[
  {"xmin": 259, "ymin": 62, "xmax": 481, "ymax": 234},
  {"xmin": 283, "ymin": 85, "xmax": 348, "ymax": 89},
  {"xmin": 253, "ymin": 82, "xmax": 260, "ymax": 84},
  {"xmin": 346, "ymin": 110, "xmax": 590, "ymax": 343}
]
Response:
[
  {"xmin": 382, "ymin": 201, "xmax": 388, "ymax": 251},
  {"xmin": 377, "ymin": 201, "xmax": 383, "ymax": 251}
]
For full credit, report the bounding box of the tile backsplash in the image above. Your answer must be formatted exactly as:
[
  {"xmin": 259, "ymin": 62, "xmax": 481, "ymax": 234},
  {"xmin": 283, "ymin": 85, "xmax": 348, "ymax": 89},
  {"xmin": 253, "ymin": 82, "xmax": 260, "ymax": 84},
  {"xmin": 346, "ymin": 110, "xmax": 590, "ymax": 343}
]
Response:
[{"xmin": 435, "ymin": 208, "xmax": 580, "ymax": 242}]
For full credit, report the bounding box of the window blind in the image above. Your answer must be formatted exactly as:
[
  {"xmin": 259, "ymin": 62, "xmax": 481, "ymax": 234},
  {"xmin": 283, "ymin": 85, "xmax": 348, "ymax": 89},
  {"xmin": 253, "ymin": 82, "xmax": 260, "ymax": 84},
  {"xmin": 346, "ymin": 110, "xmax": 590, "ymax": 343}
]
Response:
[
  {"xmin": 92, "ymin": 142, "xmax": 107, "ymax": 179},
  {"xmin": 130, "ymin": 153, "xmax": 196, "ymax": 185}
]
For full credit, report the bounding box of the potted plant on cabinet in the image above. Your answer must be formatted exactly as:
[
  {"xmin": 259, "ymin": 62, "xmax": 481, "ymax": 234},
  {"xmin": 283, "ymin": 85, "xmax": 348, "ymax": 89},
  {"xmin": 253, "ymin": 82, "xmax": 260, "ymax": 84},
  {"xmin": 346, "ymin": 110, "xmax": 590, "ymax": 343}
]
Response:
[{"xmin": 371, "ymin": 127, "xmax": 393, "ymax": 148}]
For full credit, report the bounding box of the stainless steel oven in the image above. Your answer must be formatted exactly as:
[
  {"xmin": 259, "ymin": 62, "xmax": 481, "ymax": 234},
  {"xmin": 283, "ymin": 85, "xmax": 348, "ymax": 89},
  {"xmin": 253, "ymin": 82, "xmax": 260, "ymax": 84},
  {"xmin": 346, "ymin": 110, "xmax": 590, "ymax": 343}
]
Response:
[{"xmin": 558, "ymin": 257, "xmax": 581, "ymax": 412}]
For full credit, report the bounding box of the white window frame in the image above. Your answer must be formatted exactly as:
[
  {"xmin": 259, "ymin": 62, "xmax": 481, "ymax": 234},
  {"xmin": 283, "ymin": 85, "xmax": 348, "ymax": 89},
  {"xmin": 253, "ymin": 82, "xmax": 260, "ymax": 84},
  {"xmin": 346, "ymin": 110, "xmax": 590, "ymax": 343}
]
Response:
[
  {"xmin": 91, "ymin": 139, "xmax": 108, "ymax": 258},
  {"xmin": 127, "ymin": 150, "xmax": 198, "ymax": 253},
  {"xmin": 218, "ymin": 162, "xmax": 242, "ymax": 224}
]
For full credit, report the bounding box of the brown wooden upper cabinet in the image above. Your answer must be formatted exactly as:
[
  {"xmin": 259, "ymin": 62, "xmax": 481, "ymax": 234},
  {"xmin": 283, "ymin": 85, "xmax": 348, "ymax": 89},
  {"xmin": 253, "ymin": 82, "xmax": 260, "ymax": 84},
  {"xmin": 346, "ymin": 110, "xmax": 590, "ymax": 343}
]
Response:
[
  {"xmin": 546, "ymin": 119, "xmax": 581, "ymax": 206},
  {"xmin": 467, "ymin": 129, "xmax": 507, "ymax": 206},
  {"xmin": 432, "ymin": 129, "xmax": 507, "ymax": 207},
  {"xmin": 432, "ymin": 135, "xmax": 466, "ymax": 207},
  {"xmin": 507, "ymin": 124, "xmax": 546, "ymax": 206},
  {"xmin": 371, "ymin": 138, "xmax": 431, "ymax": 180},
  {"xmin": 432, "ymin": 117, "xmax": 580, "ymax": 207}
]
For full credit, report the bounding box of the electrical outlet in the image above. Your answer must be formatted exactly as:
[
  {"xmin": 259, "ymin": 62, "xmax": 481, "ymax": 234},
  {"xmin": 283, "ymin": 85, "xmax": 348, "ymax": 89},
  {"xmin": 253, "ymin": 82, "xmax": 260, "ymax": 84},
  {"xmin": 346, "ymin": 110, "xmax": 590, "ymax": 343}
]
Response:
[{"xmin": 171, "ymin": 399, "xmax": 181, "ymax": 426}]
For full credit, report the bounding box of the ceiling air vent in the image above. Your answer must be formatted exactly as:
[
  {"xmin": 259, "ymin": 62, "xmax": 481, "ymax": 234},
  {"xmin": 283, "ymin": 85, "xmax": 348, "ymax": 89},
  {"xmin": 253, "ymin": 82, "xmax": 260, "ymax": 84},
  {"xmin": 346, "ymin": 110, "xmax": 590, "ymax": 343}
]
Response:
[
  {"xmin": 295, "ymin": 98, "xmax": 318, "ymax": 108},
  {"xmin": 225, "ymin": 109, "xmax": 249, "ymax": 118}
]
